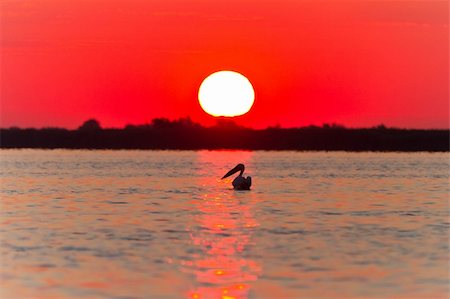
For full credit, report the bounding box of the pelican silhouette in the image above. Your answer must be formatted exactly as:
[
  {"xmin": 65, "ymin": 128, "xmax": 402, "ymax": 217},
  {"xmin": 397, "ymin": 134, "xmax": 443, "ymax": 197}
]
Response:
[{"xmin": 221, "ymin": 163, "xmax": 252, "ymax": 190}]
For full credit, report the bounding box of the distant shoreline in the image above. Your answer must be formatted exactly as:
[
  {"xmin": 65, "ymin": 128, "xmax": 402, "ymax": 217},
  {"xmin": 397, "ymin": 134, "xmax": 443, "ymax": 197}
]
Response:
[{"xmin": 1, "ymin": 119, "xmax": 448, "ymax": 152}]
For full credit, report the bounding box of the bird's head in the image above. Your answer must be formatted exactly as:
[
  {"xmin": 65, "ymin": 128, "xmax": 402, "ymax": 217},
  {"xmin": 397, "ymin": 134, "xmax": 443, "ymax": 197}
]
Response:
[{"xmin": 221, "ymin": 163, "xmax": 245, "ymax": 179}]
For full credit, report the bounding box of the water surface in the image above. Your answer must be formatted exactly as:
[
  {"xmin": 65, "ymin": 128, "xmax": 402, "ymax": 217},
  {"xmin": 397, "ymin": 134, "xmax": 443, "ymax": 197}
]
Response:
[{"xmin": 1, "ymin": 150, "xmax": 448, "ymax": 298}]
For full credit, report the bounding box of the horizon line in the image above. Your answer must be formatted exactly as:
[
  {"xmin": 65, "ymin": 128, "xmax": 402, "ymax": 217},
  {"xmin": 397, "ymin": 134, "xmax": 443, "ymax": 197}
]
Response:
[{"xmin": 1, "ymin": 117, "xmax": 449, "ymax": 131}]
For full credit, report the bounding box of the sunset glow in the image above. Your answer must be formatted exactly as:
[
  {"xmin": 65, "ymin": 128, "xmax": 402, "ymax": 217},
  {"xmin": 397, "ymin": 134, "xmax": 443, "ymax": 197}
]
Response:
[{"xmin": 1, "ymin": 0, "xmax": 448, "ymax": 129}]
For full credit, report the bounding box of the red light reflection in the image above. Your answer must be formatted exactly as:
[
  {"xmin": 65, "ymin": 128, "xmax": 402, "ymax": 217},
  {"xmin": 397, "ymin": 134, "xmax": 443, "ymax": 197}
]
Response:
[{"xmin": 184, "ymin": 151, "xmax": 260, "ymax": 299}]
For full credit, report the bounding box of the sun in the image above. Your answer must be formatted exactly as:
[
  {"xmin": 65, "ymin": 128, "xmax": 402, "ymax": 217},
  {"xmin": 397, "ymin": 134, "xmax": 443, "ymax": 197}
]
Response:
[{"xmin": 198, "ymin": 71, "xmax": 255, "ymax": 117}]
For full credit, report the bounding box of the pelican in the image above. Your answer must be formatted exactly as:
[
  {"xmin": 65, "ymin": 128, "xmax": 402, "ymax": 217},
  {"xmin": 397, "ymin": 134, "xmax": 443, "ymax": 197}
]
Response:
[{"xmin": 221, "ymin": 163, "xmax": 252, "ymax": 190}]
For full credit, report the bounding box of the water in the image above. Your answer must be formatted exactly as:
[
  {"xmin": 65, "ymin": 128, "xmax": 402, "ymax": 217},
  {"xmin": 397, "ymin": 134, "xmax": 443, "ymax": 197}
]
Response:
[{"xmin": 0, "ymin": 150, "xmax": 448, "ymax": 299}]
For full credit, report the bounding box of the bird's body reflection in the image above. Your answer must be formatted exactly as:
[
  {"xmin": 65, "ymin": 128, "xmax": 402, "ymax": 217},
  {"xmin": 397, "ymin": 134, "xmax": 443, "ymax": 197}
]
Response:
[{"xmin": 183, "ymin": 173, "xmax": 260, "ymax": 299}]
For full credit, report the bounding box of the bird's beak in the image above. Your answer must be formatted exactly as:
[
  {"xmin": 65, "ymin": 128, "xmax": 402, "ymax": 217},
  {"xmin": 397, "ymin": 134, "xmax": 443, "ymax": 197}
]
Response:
[{"xmin": 221, "ymin": 164, "xmax": 243, "ymax": 179}]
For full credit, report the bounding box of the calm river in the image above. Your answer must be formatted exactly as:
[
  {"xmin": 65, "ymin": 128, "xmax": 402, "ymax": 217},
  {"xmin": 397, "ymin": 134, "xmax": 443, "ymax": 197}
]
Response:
[{"xmin": 0, "ymin": 150, "xmax": 448, "ymax": 299}]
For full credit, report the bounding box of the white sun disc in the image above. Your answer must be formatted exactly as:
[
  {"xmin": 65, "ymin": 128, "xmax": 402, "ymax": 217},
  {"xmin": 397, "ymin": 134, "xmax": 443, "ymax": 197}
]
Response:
[{"xmin": 198, "ymin": 71, "xmax": 255, "ymax": 117}]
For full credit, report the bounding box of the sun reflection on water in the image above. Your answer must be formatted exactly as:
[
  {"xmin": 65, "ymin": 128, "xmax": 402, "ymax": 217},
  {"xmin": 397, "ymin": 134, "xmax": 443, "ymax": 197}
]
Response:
[{"xmin": 185, "ymin": 192, "xmax": 260, "ymax": 299}]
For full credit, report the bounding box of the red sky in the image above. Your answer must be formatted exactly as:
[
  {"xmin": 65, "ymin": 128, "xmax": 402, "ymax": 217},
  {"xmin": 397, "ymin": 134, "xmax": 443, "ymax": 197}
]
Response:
[{"xmin": 1, "ymin": 0, "xmax": 448, "ymax": 129}]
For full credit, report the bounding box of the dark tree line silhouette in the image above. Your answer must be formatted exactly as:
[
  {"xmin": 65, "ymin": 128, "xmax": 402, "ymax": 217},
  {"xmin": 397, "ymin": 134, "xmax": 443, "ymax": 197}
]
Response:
[{"xmin": 1, "ymin": 118, "xmax": 448, "ymax": 151}]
